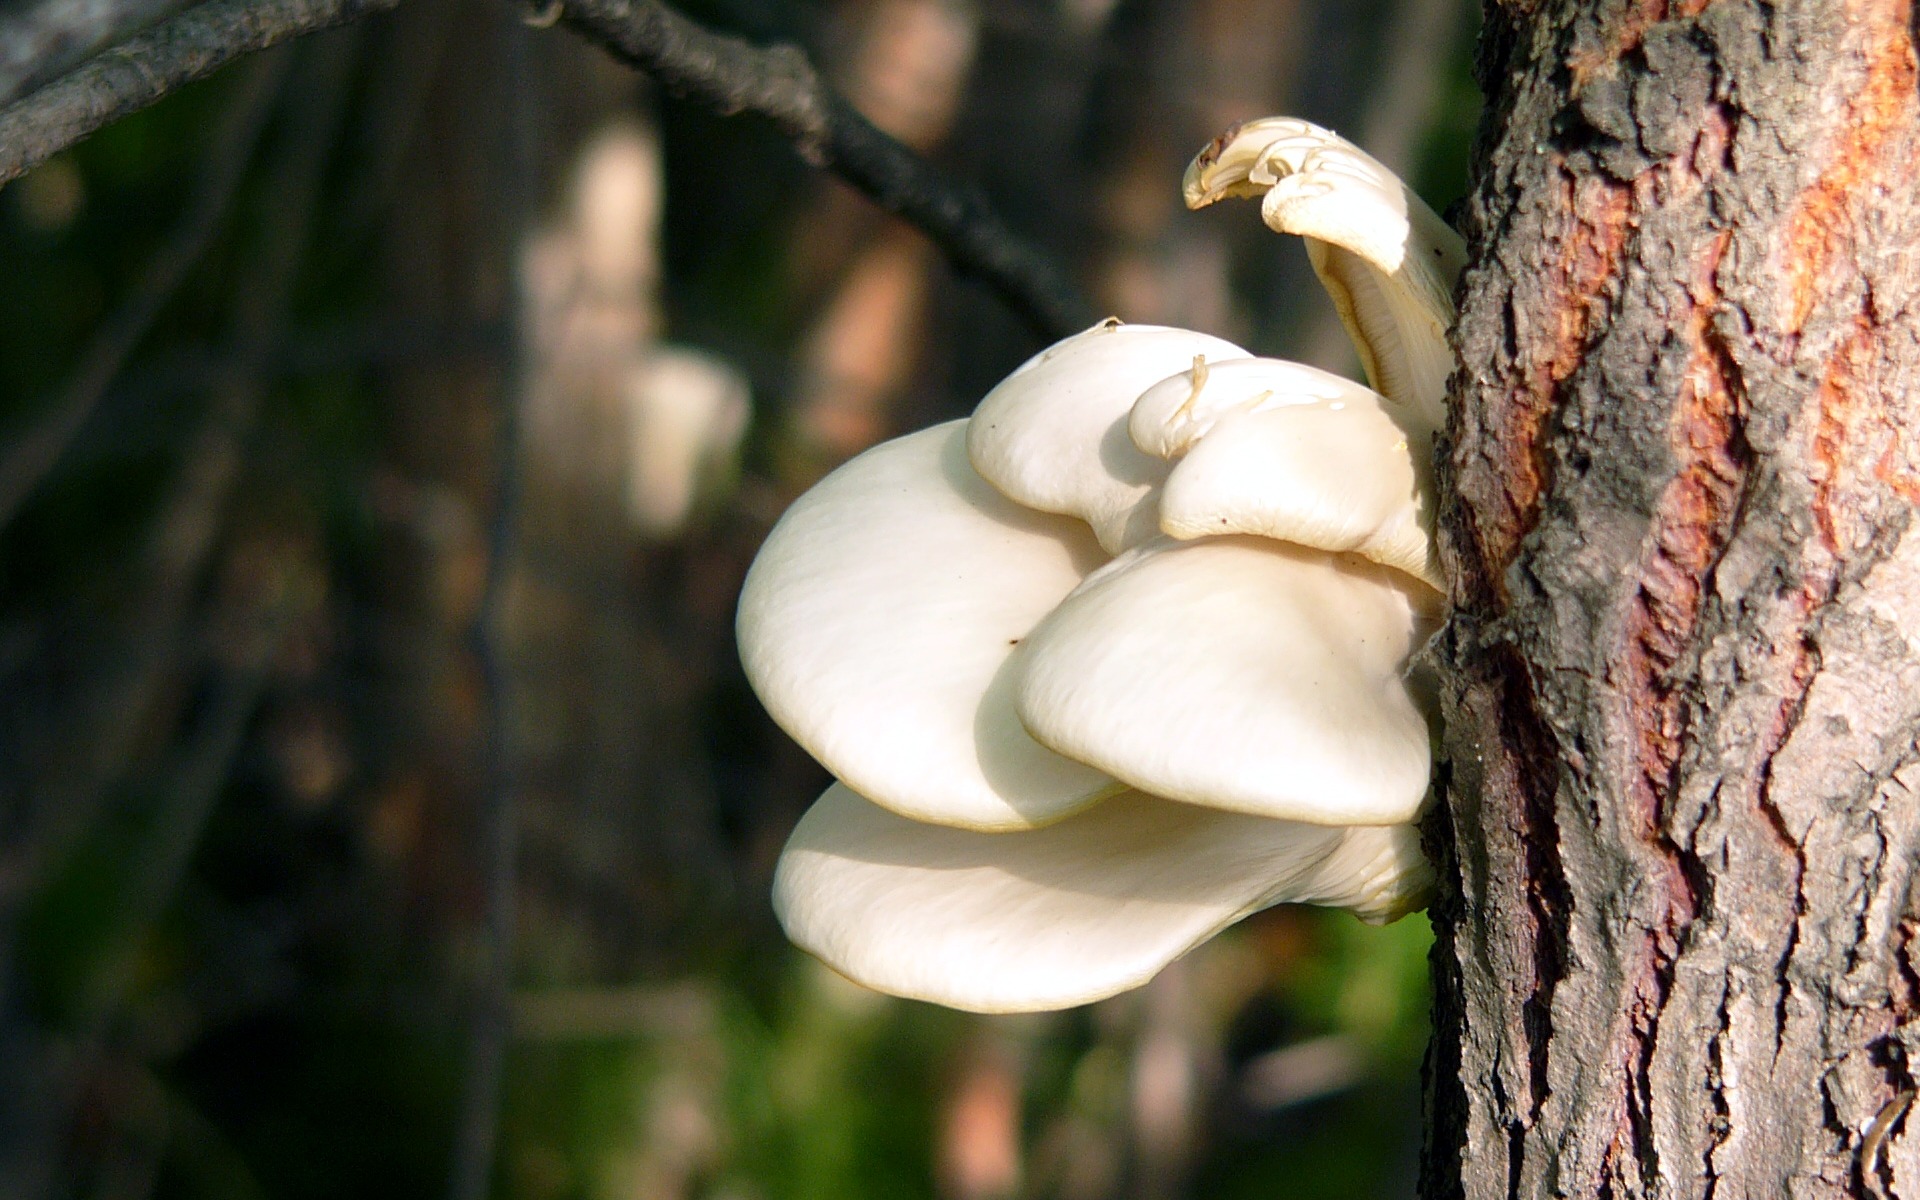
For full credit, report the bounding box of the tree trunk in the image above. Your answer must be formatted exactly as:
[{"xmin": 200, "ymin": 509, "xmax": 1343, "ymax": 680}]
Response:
[{"xmin": 1425, "ymin": 2, "xmax": 1920, "ymax": 1198}]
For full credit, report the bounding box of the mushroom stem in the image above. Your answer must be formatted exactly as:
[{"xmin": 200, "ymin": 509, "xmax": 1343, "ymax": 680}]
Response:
[{"xmin": 1184, "ymin": 118, "xmax": 1465, "ymax": 431}]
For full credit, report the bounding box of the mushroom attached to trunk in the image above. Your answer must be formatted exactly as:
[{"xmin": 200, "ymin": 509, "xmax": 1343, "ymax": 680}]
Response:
[{"xmin": 738, "ymin": 116, "xmax": 1464, "ymax": 1012}]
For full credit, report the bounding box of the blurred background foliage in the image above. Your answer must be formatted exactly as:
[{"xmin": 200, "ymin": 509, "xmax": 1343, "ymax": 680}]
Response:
[{"xmin": 0, "ymin": 0, "xmax": 1479, "ymax": 1195}]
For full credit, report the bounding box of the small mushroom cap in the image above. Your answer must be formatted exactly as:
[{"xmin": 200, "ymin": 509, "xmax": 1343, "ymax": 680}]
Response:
[
  {"xmin": 1185, "ymin": 116, "xmax": 1414, "ymax": 272},
  {"xmin": 1126, "ymin": 355, "xmax": 1376, "ymax": 459},
  {"xmin": 1149, "ymin": 387, "xmax": 1442, "ymax": 589},
  {"xmin": 967, "ymin": 320, "xmax": 1249, "ymax": 553},
  {"xmin": 1184, "ymin": 117, "xmax": 1465, "ymax": 430},
  {"xmin": 773, "ymin": 782, "xmax": 1430, "ymax": 1012},
  {"xmin": 737, "ymin": 421, "xmax": 1118, "ymax": 831},
  {"xmin": 1013, "ymin": 535, "xmax": 1435, "ymax": 826}
]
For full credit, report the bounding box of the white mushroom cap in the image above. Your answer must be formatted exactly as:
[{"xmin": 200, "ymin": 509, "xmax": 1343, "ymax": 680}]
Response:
[
  {"xmin": 773, "ymin": 783, "xmax": 1431, "ymax": 1012},
  {"xmin": 1013, "ymin": 535, "xmax": 1435, "ymax": 826},
  {"xmin": 1186, "ymin": 117, "xmax": 1415, "ymax": 272},
  {"xmin": 1126, "ymin": 355, "xmax": 1378, "ymax": 459},
  {"xmin": 737, "ymin": 421, "xmax": 1118, "ymax": 831},
  {"xmin": 967, "ymin": 320, "xmax": 1250, "ymax": 553},
  {"xmin": 1184, "ymin": 117, "xmax": 1465, "ymax": 430},
  {"xmin": 1146, "ymin": 387, "xmax": 1442, "ymax": 590}
]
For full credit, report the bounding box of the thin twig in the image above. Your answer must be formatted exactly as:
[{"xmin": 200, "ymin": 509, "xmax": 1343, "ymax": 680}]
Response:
[
  {"xmin": 0, "ymin": 0, "xmax": 402, "ymax": 187},
  {"xmin": 0, "ymin": 0, "xmax": 1091, "ymax": 340},
  {"xmin": 556, "ymin": 0, "xmax": 1098, "ymax": 341},
  {"xmin": 0, "ymin": 49, "xmax": 287, "ymax": 536},
  {"xmin": 446, "ymin": 11, "xmax": 535, "ymax": 1200},
  {"xmin": 4, "ymin": 34, "xmax": 356, "ymax": 916},
  {"xmin": 1862, "ymin": 1088, "xmax": 1915, "ymax": 1199},
  {"xmin": 0, "ymin": 0, "xmax": 195, "ymax": 107}
]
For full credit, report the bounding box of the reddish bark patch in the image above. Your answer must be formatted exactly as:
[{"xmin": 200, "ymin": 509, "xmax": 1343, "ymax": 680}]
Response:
[
  {"xmin": 1598, "ymin": 230, "xmax": 1749, "ymax": 1191},
  {"xmin": 1779, "ymin": 13, "xmax": 1917, "ymax": 336},
  {"xmin": 1761, "ymin": 5, "xmax": 1920, "ymax": 862},
  {"xmin": 1874, "ymin": 439, "xmax": 1920, "ymax": 505},
  {"xmin": 1625, "ymin": 230, "xmax": 1745, "ymax": 832},
  {"xmin": 1811, "ymin": 314, "xmax": 1878, "ymax": 554},
  {"xmin": 1475, "ymin": 172, "xmax": 1632, "ymax": 594}
]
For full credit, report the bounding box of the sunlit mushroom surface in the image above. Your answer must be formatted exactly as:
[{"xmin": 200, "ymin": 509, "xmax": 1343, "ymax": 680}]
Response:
[{"xmin": 738, "ymin": 117, "xmax": 1466, "ymax": 1012}]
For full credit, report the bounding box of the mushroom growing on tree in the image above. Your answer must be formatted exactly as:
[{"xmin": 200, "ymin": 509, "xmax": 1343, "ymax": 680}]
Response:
[{"xmin": 737, "ymin": 118, "xmax": 1468, "ymax": 1012}]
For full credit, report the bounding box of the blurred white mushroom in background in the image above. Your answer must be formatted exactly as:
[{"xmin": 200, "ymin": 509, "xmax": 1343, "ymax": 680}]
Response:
[
  {"xmin": 524, "ymin": 117, "xmax": 751, "ymax": 542},
  {"xmin": 572, "ymin": 118, "xmax": 662, "ymax": 316},
  {"xmin": 739, "ymin": 118, "xmax": 1466, "ymax": 1012},
  {"xmin": 623, "ymin": 346, "xmax": 749, "ymax": 537},
  {"xmin": 502, "ymin": 105, "xmax": 750, "ymax": 977}
]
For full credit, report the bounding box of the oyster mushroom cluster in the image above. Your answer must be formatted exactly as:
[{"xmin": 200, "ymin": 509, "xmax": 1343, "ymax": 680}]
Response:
[{"xmin": 737, "ymin": 118, "xmax": 1466, "ymax": 1012}]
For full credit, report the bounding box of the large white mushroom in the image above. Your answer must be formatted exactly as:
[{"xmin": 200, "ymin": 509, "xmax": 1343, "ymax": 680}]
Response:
[
  {"xmin": 773, "ymin": 785, "xmax": 1429, "ymax": 1013},
  {"xmin": 739, "ymin": 118, "xmax": 1462, "ymax": 1012}
]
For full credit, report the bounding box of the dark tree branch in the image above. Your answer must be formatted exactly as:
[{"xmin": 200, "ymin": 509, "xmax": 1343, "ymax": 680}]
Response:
[
  {"xmin": 0, "ymin": 0, "xmax": 401, "ymax": 186},
  {"xmin": 555, "ymin": 0, "xmax": 1100, "ymax": 342},
  {"xmin": 0, "ymin": 0, "xmax": 1091, "ymax": 342},
  {"xmin": 0, "ymin": 0, "xmax": 196, "ymax": 106}
]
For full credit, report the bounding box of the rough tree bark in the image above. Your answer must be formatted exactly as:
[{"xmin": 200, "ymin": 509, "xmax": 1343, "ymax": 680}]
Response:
[{"xmin": 1426, "ymin": 2, "xmax": 1920, "ymax": 1198}]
